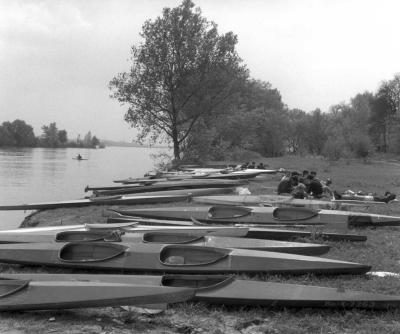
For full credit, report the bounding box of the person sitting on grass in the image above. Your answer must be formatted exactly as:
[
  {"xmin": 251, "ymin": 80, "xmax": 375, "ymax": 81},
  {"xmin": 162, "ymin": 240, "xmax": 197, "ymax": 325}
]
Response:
[
  {"xmin": 306, "ymin": 174, "xmax": 324, "ymax": 198},
  {"xmin": 291, "ymin": 182, "xmax": 310, "ymax": 199},
  {"xmin": 278, "ymin": 174, "xmax": 297, "ymax": 195}
]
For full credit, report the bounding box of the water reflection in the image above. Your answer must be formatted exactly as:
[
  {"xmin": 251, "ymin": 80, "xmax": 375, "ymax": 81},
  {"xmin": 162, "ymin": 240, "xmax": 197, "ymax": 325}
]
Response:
[{"xmin": 0, "ymin": 146, "xmax": 169, "ymax": 229}]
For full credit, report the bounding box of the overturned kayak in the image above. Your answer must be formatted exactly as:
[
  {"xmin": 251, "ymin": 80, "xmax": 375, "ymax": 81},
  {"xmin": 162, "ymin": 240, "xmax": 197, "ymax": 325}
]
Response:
[
  {"xmin": 0, "ymin": 230, "xmax": 329, "ymax": 256},
  {"xmin": 0, "ymin": 242, "xmax": 370, "ymax": 274},
  {"xmin": 0, "ymin": 194, "xmax": 190, "ymax": 211},
  {"xmin": 0, "ymin": 278, "xmax": 193, "ymax": 311},
  {"xmin": 192, "ymin": 195, "xmax": 363, "ymax": 210},
  {"xmin": 3, "ymin": 273, "xmax": 399, "ymax": 309},
  {"xmin": 114, "ymin": 205, "xmax": 400, "ymax": 228}
]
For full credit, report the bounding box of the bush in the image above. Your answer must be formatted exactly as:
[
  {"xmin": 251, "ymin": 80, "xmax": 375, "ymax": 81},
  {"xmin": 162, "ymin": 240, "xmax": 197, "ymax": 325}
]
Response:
[
  {"xmin": 322, "ymin": 137, "xmax": 347, "ymax": 161},
  {"xmin": 351, "ymin": 134, "xmax": 373, "ymax": 159}
]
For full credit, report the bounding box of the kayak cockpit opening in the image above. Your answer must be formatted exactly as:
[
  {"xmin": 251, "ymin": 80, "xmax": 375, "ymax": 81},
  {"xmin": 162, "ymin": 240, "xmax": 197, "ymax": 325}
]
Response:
[
  {"xmin": 55, "ymin": 231, "xmax": 123, "ymax": 242},
  {"xmin": 143, "ymin": 232, "xmax": 205, "ymax": 244},
  {"xmin": 0, "ymin": 279, "xmax": 30, "ymax": 298},
  {"xmin": 208, "ymin": 206, "xmax": 252, "ymax": 219},
  {"xmin": 161, "ymin": 274, "xmax": 234, "ymax": 291},
  {"xmin": 272, "ymin": 207, "xmax": 319, "ymax": 221},
  {"xmin": 160, "ymin": 245, "xmax": 230, "ymax": 266},
  {"xmin": 58, "ymin": 242, "xmax": 128, "ymax": 262}
]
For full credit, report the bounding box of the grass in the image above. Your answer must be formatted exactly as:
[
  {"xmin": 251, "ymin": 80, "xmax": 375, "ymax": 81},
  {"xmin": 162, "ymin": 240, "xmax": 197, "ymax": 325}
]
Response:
[{"xmin": 4, "ymin": 155, "xmax": 400, "ymax": 333}]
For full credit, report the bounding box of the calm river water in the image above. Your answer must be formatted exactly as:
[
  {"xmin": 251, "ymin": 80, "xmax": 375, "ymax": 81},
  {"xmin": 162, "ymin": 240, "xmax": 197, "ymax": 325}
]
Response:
[{"xmin": 0, "ymin": 146, "xmax": 169, "ymax": 229}]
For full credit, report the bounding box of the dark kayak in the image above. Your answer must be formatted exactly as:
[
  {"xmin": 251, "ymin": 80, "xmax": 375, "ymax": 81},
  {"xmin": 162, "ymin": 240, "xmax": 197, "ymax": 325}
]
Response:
[
  {"xmin": 0, "ymin": 230, "xmax": 330, "ymax": 256},
  {"xmin": 113, "ymin": 205, "xmax": 400, "ymax": 228},
  {"xmin": 90, "ymin": 179, "xmax": 246, "ymax": 196},
  {"xmin": 0, "ymin": 278, "xmax": 192, "ymax": 311},
  {"xmin": 0, "ymin": 194, "xmax": 191, "ymax": 211},
  {"xmin": 245, "ymin": 227, "xmax": 367, "ymax": 242},
  {"xmin": 0, "ymin": 242, "xmax": 370, "ymax": 274},
  {"xmin": 2, "ymin": 273, "xmax": 398, "ymax": 309}
]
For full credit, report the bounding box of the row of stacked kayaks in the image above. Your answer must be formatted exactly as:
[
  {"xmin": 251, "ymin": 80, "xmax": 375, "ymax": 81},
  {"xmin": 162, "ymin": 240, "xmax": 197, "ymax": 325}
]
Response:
[
  {"xmin": 0, "ymin": 223, "xmax": 397, "ymax": 311},
  {"xmin": 1, "ymin": 166, "xmax": 400, "ymax": 311}
]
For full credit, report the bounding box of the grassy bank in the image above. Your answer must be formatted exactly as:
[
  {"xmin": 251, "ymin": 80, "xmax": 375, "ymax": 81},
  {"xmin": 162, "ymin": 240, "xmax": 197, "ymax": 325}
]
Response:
[{"xmin": 4, "ymin": 156, "xmax": 400, "ymax": 333}]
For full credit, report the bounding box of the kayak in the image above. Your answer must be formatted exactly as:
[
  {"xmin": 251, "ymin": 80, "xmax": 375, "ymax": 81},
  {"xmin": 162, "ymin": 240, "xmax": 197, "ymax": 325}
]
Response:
[
  {"xmin": 0, "ymin": 278, "xmax": 193, "ymax": 311},
  {"xmin": 113, "ymin": 205, "xmax": 400, "ymax": 228},
  {"xmin": 0, "ymin": 194, "xmax": 190, "ymax": 211},
  {"xmin": 91, "ymin": 187, "xmax": 236, "ymax": 198},
  {"xmin": 105, "ymin": 212, "xmax": 367, "ymax": 242},
  {"xmin": 0, "ymin": 242, "xmax": 370, "ymax": 274},
  {"xmin": 90, "ymin": 181, "xmax": 244, "ymax": 196},
  {"xmin": 245, "ymin": 227, "xmax": 367, "ymax": 242},
  {"xmin": 0, "ymin": 224, "xmax": 250, "ymax": 238},
  {"xmin": 192, "ymin": 195, "xmax": 364, "ymax": 210},
  {"xmin": 3, "ymin": 273, "xmax": 399, "ymax": 309},
  {"xmin": 0, "ymin": 230, "xmax": 330, "ymax": 256},
  {"xmin": 193, "ymin": 170, "xmax": 262, "ymax": 180}
]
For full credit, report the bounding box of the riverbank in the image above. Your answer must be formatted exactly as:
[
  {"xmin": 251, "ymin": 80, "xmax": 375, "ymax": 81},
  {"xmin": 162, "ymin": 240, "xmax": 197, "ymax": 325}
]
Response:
[{"xmin": 4, "ymin": 156, "xmax": 400, "ymax": 333}]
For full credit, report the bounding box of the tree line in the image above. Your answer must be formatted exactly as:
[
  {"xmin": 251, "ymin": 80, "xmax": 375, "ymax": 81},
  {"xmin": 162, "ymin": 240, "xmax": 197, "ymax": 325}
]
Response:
[
  {"xmin": 0, "ymin": 120, "xmax": 101, "ymax": 149},
  {"xmin": 110, "ymin": 0, "xmax": 400, "ymax": 163}
]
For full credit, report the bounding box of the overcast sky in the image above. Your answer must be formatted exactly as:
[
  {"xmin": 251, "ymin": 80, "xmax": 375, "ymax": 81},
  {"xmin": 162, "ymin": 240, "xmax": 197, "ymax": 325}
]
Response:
[{"xmin": 1, "ymin": 0, "xmax": 399, "ymax": 141}]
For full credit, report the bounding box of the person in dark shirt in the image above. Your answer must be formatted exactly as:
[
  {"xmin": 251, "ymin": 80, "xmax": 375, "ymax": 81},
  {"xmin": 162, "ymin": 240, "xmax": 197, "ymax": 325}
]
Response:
[
  {"xmin": 278, "ymin": 175, "xmax": 297, "ymax": 195},
  {"xmin": 306, "ymin": 174, "xmax": 324, "ymax": 198}
]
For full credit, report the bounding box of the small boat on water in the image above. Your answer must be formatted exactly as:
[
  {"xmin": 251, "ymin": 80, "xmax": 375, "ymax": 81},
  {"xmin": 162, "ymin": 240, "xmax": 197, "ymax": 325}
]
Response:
[
  {"xmin": 0, "ymin": 241, "xmax": 370, "ymax": 274},
  {"xmin": 0, "ymin": 277, "xmax": 193, "ymax": 311},
  {"xmin": 3, "ymin": 273, "xmax": 399, "ymax": 309},
  {"xmin": 0, "ymin": 230, "xmax": 330, "ymax": 256},
  {"xmin": 114, "ymin": 205, "xmax": 400, "ymax": 228}
]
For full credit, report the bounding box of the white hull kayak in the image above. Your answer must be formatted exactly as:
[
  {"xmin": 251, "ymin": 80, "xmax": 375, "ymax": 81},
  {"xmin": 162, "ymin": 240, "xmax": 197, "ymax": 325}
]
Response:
[
  {"xmin": 0, "ymin": 224, "xmax": 249, "ymax": 238},
  {"xmin": 192, "ymin": 195, "xmax": 362, "ymax": 210},
  {"xmin": 114, "ymin": 205, "xmax": 400, "ymax": 228}
]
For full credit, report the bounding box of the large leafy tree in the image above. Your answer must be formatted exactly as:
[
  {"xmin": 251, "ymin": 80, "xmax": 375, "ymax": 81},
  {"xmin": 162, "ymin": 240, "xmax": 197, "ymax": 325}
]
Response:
[
  {"xmin": 110, "ymin": 0, "xmax": 248, "ymax": 160},
  {"xmin": 0, "ymin": 120, "xmax": 36, "ymax": 147},
  {"xmin": 41, "ymin": 123, "xmax": 60, "ymax": 148}
]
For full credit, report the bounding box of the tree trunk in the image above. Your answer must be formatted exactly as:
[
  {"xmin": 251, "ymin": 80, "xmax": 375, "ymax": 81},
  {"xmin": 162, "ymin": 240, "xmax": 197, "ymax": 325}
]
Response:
[{"xmin": 172, "ymin": 128, "xmax": 180, "ymax": 161}]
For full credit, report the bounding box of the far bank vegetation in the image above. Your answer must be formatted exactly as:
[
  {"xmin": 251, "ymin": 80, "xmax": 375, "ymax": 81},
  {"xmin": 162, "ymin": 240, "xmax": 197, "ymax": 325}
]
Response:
[{"xmin": 0, "ymin": 120, "xmax": 102, "ymax": 149}]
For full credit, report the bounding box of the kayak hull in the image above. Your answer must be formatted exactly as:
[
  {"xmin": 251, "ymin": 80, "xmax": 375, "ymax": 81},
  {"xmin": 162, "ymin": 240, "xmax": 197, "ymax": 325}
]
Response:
[
  {"xmin": 89, "ymin": 180, "xmax": 245, "ymax": 195},
  {"xmin": 0, "ymin": 242, "xmax": 370, "ymax": 275},
  {"xmin": 2, "ymin": 273, "xmax": 397, "ymax": 309},
  {"xmin": 114, "ymin": 206, "xmax": 400, "ymax": 228},
  {"xmin": 0, "ymin": 230, "xmax": 330, "ymax": 256},
  {"xmin": 192, "ymin": 195, "xmax": 361, "ymax": 210},
  {"xmin": 0, "ymin": 224, "xmax": 250, "ymax": 238},
  {"xmin": 0, "ymin": 279, "xmax": 193, "ymax": 311},
  {"xmin": 0, "ymin": 194, "xmax": 190, "ymax": 211}
]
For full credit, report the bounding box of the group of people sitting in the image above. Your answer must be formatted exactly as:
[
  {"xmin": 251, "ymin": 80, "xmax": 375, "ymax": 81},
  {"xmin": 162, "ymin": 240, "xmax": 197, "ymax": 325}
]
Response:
[
  {"xmin": 277, "ymin": 169, "xmax": 397, "ymax": 203},
  {"xmin": 277, "ymin": 170, "xmax": 331, "ymax": 199}
]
